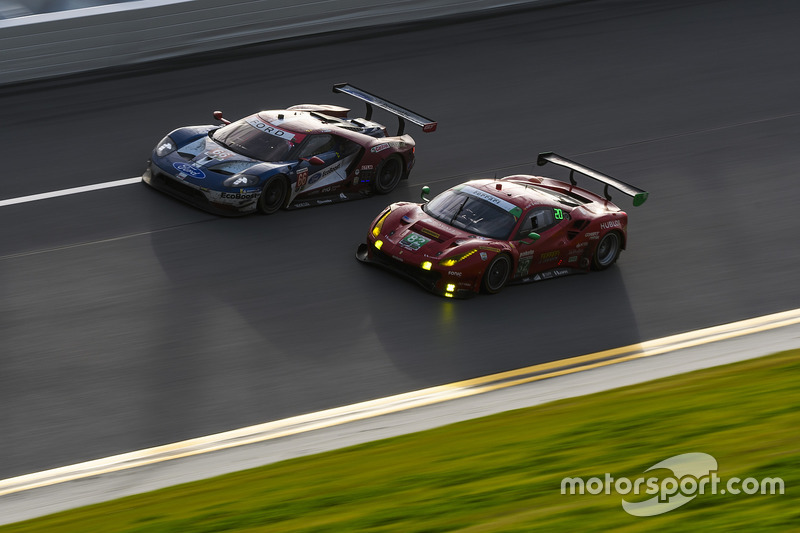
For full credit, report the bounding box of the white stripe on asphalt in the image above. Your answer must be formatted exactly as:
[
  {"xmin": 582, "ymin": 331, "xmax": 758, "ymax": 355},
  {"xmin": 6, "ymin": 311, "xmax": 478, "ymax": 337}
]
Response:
[{"xmin": 0, "ymin": 177, "xmax": 141, "ymax": 207}]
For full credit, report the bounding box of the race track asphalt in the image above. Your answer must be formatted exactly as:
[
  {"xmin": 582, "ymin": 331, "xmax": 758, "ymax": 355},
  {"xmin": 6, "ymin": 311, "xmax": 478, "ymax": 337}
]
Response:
[{"xmin": 0, "ymin": 0, "xmax": 798, "ymax": 479}]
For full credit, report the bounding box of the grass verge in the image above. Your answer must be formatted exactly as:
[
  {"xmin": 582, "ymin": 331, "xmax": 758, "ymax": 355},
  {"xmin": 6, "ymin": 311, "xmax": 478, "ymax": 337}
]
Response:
[{"xmin": 2, "ymin": 349, "xmax": 798, "ymax": 532}]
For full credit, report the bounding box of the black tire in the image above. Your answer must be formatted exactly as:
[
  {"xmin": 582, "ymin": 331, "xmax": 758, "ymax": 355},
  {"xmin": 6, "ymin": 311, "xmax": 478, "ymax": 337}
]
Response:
[
  {"xmin": 257, "ymin": 176, "xmax": 288, "ymax": 215},
  {"xmin": 482, "ymin": 254, "xmax": 512, "ymax": 294},
  {"xmin": 592, "ymin": 231, "xmax": 622, "ymax": 270},
  {"xmin": 373, "ymin": 155, "xmax": 404, "ymax": 194}
]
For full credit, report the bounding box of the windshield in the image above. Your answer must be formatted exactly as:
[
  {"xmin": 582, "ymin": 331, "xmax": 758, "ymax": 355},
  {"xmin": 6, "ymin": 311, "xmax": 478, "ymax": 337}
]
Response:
[
  {"xmin": 424, "ymin": 186, "xmax": 521, "ymax": 239},
  {"xmin": 211, "ymin": 116, "xmax": 304, "ymax": 161}
]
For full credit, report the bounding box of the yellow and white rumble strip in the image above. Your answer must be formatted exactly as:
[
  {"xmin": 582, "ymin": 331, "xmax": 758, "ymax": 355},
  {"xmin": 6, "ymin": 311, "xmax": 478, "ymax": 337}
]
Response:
[{"xmin": 1, "ymin": 308, "xmax": 799, "ymax": 498}]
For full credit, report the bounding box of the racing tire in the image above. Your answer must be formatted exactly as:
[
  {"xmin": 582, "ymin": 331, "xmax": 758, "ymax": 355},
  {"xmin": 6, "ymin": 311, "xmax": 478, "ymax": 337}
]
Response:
[
  {"xmin": 482, "ymin": 254, "xmax": 512, "ymax": 294},
  {"xmin": 373, "ymin": 155, "xmax": 404, "ymax": 194},
  {"xmin": 257, "ymin": 176, "xmax": 288, "ymax": 215},
  {"xmin": 591, "ymin": 231, "xmax": 622, "ymax": 270}
]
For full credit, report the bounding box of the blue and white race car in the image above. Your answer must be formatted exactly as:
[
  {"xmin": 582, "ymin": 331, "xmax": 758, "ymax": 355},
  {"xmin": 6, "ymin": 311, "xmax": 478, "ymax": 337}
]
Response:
[{"xmin": 142, "ymin": 83, "xmax": 436, "ymax": 216}]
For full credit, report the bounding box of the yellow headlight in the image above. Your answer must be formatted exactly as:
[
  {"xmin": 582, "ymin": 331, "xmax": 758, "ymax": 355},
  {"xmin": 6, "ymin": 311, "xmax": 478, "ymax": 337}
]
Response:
[
  {"xmin": 372, "ymin": 208, "xmax": 391, "ymax": 237},
  {"xmin": 421, "ymin": 261, "xmax": 432, "ymax": 270},
  {"xmin": 439, "ymin": 249, "xmax": 477, "ymax": 266},
  {"xmin": 375, "ymin": 240, "xmax": 383, "ymax": 250}
]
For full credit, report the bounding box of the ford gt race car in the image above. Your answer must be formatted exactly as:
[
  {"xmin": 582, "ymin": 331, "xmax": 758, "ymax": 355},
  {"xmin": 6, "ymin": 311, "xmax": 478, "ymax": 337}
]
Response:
[
  {"xmin": 142, "ymin": 83, "xmax": 436, "ymax": 215},
  {"xmin": 356, "ymin": 152, "xmax": 649, "ymax": 298}
]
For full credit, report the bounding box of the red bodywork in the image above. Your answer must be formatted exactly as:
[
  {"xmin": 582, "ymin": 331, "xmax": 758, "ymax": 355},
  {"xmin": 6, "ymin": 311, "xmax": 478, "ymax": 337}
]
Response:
[{"xmin": 357, "ymin": 176, "xmax": 630, "ymax": 298}]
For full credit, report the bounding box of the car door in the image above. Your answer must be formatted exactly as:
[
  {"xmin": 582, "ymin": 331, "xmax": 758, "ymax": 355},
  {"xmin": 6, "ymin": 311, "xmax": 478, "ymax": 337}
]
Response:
[
  {"xmin": 511, "ymin": 205, "xmax": 573, "ymax": 279},
  {"xmin": 293, "ymin": 134, "xmax": 361, "ymax": 197}
]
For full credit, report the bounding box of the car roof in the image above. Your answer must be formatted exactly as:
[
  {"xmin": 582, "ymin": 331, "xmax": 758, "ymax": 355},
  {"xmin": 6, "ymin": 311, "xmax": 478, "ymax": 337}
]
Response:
[
  {"xmin": 455, "ymin": 179, "xmax": 564, "ymax": 210},
  {"xmin": 256, "ymin": 110, "xmax": 367, "ymax": 136},
  {"xmin": 458, "ymin": 177, "xmax": 610, "ymax": 211}
]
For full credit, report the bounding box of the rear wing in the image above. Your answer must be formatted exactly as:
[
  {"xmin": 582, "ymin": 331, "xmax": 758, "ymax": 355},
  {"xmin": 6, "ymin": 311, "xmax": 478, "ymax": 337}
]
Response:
[
  {"xmin": 332, "ymin": 83, "xmax": 437, "ymax": 136},
  {"xmin": 537, "ymin": 152, "xmax": 649, "ymax": 206}
]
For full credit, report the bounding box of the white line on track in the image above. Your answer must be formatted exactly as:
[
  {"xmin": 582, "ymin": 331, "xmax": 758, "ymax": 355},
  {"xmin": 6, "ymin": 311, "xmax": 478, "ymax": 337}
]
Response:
[{"xmin": 0, "ymin": 177, "xmax": 140, "ymax": 207}]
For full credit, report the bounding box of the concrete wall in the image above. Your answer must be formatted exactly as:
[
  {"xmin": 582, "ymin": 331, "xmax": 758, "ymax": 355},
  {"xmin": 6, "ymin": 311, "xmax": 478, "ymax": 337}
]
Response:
[{"xmin": 0, "ymin": 0, "xmax": 546, "ymax": 86}]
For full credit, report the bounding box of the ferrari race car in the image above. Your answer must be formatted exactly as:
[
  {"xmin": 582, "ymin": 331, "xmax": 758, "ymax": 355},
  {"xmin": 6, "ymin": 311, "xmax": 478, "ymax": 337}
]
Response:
[
  {"xmin": 356, "ymin": 152, "xmax": 649, "ymax": 298},
  {"xmin": 142, "ymin": 83, "xmax": 436, "ymax": 216}
]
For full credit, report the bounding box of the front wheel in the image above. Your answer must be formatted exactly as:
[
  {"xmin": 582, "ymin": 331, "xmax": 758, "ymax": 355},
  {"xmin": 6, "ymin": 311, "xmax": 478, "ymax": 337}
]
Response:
[
  {"xmin": 257, "ymin": 176, "xmax": 288, "ymax": 215},
  {"xmin": 482, "ymin": 254, "xmax": 512, "ymax": 294},
  {"xmin": 592, "ymin": 231, "xmax": 622, "ymax": 270},
  {"xmin": 373, "ymin": 155, "xmax": 404, "ymax": 194}
]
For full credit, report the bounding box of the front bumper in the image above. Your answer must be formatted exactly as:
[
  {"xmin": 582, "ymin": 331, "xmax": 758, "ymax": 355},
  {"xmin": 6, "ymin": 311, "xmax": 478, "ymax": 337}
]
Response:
[
  {"xmin": 142, "ymin": 163, "xmax": 259, "ymax": 216},
  {"xmin": 356, "ymin": 241, "xmax": 478, "ymax": 298}
]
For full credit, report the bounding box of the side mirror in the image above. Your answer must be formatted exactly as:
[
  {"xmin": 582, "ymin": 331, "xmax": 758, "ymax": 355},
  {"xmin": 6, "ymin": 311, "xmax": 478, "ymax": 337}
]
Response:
[
  {"xmin": 213, "ymin": 111, "xmax": 231, "ymax": 125},
  {"xmin": 421, "ymin": 185, "xmax": 430, "ymax": 202},
  {"xmin": 519, "ymin": 232, "xmax": 540, "ymax": 245},
  {"xmin": 301, "ymin": 156, "xmax": 325, "ymax": 165}
]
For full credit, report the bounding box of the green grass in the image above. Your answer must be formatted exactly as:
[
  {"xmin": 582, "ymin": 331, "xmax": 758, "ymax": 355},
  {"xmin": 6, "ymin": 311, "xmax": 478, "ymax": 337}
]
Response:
[{"xmin": 3, "ymin": 350, "xmax": 798, "ymax": 532}]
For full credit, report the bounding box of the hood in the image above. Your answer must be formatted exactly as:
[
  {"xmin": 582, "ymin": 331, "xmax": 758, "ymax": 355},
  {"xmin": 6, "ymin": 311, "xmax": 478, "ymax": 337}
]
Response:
[
  {"xmin": 176, "ymin": 136, "xmax": 266, "ymax": 175},
  {"xmin": 385, "ymin": 205, "xmax": 499, "ymax": 260}
]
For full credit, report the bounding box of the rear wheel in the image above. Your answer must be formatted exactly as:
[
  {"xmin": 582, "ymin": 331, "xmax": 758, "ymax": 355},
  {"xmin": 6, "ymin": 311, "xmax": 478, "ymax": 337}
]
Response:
[
  {"xmin": 257, "ymin": 176, "xmax": 288, "ymax": 215},
  {"xmin": 373, "ymin": 155, "xmax": 404, "ymax": 194},
  {"xmin": 482, "ymin": 254, "xmax": 511, "ymax": 294},
  {"xmin": 592, "ymin": 231, "xmax": 622, "ymax": 270}
]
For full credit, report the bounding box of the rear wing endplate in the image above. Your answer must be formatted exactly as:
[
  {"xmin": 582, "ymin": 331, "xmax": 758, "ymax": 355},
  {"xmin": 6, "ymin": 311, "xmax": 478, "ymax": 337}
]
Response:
[
  {"xmin": 333, "ymin": 83, "xmax": 437, "ymax": 136},
  {"xmin": 537, "ymin": 152, "xmax": 649, "ymax": 206}
]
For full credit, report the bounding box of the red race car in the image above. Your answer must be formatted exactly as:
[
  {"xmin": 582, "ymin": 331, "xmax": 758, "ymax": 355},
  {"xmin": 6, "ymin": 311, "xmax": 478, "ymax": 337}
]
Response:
[{"xmin": 356, "ymin": 152, "xmax": 648, "ymax": 298}]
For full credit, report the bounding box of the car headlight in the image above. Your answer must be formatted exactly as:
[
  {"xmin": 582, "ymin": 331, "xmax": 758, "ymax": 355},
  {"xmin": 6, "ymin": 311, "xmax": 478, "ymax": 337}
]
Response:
[
  {"xmin": 438, "ymin": 249, "xmax": 478, "ymax": 267},
  {"xmin": 155, "ymin": 136, "xmax": 176, "ymax": 157},
  {"xmin": 223, "ymin": 174, "xmax": 260, "ymax": 188},
  {"xmin": 372, "ymin": 208, "xmax": 392, "ymax": 237}
]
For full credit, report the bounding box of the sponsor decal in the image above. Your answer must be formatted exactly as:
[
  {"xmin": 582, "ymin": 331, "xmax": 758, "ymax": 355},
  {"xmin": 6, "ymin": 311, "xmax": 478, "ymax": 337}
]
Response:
[
  {"xmin": 400, "ymin": 232, "xmax": 430, "ymax": 251},
  {"xmin": 296, "ymin": 167, "xmax": 309, "ymax": 191},
  {"xmin": 480, "ymin": 252, "xmax": 488, "ymax": 261},
  {"xmin": 339, "ymin": 193, "xmax": 347, "ymax": 200},
  {"xmin": 532, "ymin": 268, "xmax": 571, "ymax": 281},
  {"xmin": 392, "ymin": 255, "xmax": 404, "ymax": 262},
  {"xmin": 568, "ymin": 256, "xmax": 578, "ymax": 263},
  {"xmin": 371, "ymin": 143, "xmax": 390, "ymax": 153},
  {"xmin": 448, "ymin": 271, "xmax": 463, "ymax": 277},
  {"xmin": 519, "ymin": 250, "xmax": 536, "ymax": 258},
  {"xmin": 316, "ymin": 199, "xmax": 333, "ymax": 204},
  {"xmin": 361, "ymin": 164, "xmax": 374, "ymax": 170},
  {"xmin": 458, "ymin": 185, "xmax": 523, "ymax": 218},
  {"xmin": 479, "ymin": 246, "xmax": 502, "ymax": 252},
  {"xmin": 172, "ymin": 162, "xmax": 205, "ymax": 179},
  {"xmin": 245, "ymin": 117, "xmax": 297, "ymax": 141},
  {"xmin": 294, "ymin": 202, "xmax": 311, "ymax": 208},
  {"xmin": 220, "ymin": 192, "xmax": 259, "ymax": 200},
  {"xmin": 539, "ymin": 250, "xmax": 560, "ymax": 263},
  {"xmin": 576, "ymin": 242, "xmax": 589, "ymax": 248},
  {"xmin": 309, "ymin": 160, "xmax": 344, "ymax": 185},
  {"xmin": 585, "ymin": 231, "xmax": 600, "ymax": 240},
  {"xmin": 419, "ymin": 227, "xmax": 440, "ymax": 239},
  {"xmin": 600, "ymin": 220, "xmax": 622, "ymax": 230}
]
